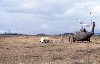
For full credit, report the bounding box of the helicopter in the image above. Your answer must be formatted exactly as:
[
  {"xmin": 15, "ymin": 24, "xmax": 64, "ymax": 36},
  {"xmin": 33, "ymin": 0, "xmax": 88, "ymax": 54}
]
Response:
[{"xmin": 68, "ymin": 20, "xmax": 95, "ymax": 43}]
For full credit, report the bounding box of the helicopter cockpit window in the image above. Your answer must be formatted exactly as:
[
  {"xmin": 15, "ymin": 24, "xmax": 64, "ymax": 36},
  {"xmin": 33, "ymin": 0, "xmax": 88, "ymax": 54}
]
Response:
[
  {"xmin": 80, "ymin": 28, "xmax": 86, "ymax": 32},
  {"xmin": 83, "ymin": 28, "xmax": 86, "ymax": 32}
]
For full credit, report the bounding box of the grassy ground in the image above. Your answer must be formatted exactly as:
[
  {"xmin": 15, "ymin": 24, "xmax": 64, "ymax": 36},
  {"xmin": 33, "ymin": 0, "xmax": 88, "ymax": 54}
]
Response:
[{"xmin": 0, "ymin": 36, "xmax": 100, "ymax": 64}]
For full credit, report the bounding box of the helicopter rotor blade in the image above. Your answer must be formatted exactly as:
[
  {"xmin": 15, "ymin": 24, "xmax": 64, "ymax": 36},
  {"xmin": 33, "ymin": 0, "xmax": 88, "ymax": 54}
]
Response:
[
  {"xmin": 82, "ymin": 23, "xmax": 93, "ymax": 28},
  {"xmin": 82, "ymin": 23, "xmax": 90, "ymax": 27},
  {"xmin": 77, "ymin": 19, "xmax": 92, "ymax": 28},
  {"xmin": 77, "ymin": 19, "xmax": 84, "ymax": 24}
]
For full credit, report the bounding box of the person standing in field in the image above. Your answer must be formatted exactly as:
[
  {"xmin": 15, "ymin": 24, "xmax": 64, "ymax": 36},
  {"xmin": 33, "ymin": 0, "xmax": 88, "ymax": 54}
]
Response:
[{"xmin": 60, "ymin": 36, "xmax": 64, "ymax": 43}]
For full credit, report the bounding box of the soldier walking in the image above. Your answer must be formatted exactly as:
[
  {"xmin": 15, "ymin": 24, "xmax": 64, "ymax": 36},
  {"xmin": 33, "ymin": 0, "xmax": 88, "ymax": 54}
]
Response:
[{"xmin": 60, "ymin": 36, "xmax": 64, "ymax": 43}]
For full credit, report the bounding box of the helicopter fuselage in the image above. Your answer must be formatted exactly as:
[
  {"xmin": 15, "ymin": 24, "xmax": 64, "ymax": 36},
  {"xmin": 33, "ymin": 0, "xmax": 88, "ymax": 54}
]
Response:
[{"xmin": 74, "ymin": 31, "xmax": 93, "ymax": 41}]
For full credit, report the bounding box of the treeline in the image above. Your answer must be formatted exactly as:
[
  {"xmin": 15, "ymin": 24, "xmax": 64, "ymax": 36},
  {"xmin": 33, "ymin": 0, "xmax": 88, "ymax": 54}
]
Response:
[{"xmin": 0, "ymin": 33, "xmax": 99, "ymax": 36}]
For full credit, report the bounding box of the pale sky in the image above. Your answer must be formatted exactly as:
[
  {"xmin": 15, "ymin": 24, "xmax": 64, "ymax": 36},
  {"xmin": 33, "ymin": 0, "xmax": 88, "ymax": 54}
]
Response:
[{"xmin": 0, "ymin": 0, "xmax": 100, "ymax": 35}]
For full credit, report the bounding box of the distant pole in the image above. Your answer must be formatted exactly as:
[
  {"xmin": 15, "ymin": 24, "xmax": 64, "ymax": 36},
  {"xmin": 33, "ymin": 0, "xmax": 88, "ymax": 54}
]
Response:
[
  {"xmin": 9, "ymin": 30, "xmax": 10, "ymax": 34},
  {"xmin": 9, "ymin": 30, "xmax": 11, "ymax": 37}
]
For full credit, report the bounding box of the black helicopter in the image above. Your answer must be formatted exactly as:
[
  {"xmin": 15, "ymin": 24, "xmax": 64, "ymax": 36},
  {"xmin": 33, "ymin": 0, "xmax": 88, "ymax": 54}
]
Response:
[{"xmin": 68, "ymin": 21, "xmax": 95, "ymax": 43}]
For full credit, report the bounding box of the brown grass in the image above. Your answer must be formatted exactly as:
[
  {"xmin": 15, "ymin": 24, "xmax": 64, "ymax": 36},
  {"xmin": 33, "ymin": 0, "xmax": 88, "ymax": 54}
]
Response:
[{"xmin": 0, "ymin": 35, "xmax": 100, "ymax": 64}]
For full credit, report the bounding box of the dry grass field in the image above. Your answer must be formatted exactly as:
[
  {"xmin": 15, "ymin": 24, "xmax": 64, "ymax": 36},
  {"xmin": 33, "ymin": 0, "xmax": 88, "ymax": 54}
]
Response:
[{"xmin": 0, "ymin": 35, "xmax": 100, "ymax": 64}]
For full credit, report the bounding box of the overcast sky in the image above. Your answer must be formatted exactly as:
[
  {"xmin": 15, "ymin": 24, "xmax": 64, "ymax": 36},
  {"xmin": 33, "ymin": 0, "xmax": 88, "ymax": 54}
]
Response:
[{"xmin": 0, "ymin": 0, "xmax": 100, "ymax": 35}]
